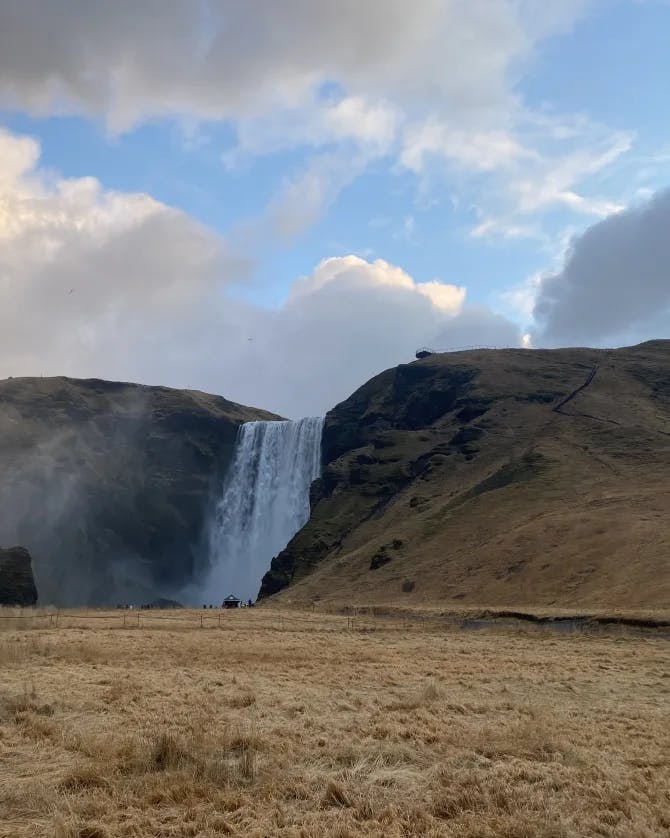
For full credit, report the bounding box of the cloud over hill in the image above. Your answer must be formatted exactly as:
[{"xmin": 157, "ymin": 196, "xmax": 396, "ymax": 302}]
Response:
[{"xmin": 0, "ymin": 127, "xmax": 521, "ymax": 416}]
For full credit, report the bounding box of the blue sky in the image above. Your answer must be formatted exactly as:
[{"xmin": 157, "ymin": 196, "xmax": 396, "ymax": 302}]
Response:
[
  {"xmin": 0, "ymin": 1, "xmax": 669, "ymax": 416},
  {"xmin": 0, "ymin": 108, "xmax": 541, "ymax": 310}
]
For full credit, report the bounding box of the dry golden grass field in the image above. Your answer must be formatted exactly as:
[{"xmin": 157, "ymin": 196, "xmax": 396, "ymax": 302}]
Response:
[{"xmin": 1, "ymin": 608, "xmax": 669, "ymax": 837}]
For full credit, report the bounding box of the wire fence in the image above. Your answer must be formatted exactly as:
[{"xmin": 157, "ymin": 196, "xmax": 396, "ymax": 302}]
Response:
[
  {"xmin": 0, "ymin": 606, "xmax": 667, "ymax": 639},
  {"xmin": 415, "ymin": 344, "xmax": 511, "ymax": 356},
  {"xmin": 0, "ymin": 607, "xmax": 407, "ymax": 635},
  {"xmin": 414, "ymin": 345, "xmax": 617, "ymax": 356}
]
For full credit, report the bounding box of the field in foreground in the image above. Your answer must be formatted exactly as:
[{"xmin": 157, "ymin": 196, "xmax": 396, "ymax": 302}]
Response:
[{"xmin": 1, "ymin": 609, "xmax": 669, "ymax": 837}]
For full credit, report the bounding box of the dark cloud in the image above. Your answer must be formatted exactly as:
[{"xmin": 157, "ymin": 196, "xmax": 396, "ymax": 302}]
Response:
[
  {"xmin": 0, "ymin": 1, "xmax": 575, "ymax": 130},
  {"xmin": 534, "ymin": 189, "xmax": 670, "ymax": 346}
]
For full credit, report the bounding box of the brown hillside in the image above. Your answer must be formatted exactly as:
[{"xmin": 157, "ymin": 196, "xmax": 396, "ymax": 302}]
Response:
[{"xmin": 260, "ymin": 341, "xmax": 670, "ymax": 611}]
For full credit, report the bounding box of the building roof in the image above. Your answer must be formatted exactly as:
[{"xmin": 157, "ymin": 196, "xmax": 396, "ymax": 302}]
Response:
[{"xmin": 224, "ymin": 594, "xmax": 241, "ymax": 602}]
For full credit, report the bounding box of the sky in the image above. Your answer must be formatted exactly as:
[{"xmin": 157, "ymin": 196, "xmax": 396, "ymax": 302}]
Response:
[{"xmin": 1, "ymin": 0, "xmax": 669, "ymax": 418}]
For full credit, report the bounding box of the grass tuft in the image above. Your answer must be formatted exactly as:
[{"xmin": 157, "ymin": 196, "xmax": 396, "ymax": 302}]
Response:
[
  {"xmin": 323, "ymin": 780, "xmax": 353, "ymax": 808},
  {"xmin": 150, "ymin": 731, "xmax": 189, "ymax": 771},
  {"xmin": 59, "ymin": 765, "xmax": 111, "ymax": 792}
]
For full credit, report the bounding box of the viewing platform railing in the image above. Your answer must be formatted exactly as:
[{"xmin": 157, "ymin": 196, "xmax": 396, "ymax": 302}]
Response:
[{"xmin": 415, "ymin": 344, "xmax": 514, "ymax": 358}]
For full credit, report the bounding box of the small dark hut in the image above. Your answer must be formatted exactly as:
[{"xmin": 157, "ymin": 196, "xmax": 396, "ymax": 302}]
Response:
[{"xmin": 222, "ymin": 594, "xmax": 241, "ymax": 609}]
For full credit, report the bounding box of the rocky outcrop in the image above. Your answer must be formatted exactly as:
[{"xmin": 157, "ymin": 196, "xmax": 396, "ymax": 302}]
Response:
[
  {"xmin": 0, "ymin": 376, "xmax": 279, "ymax": 605},
  {"xmin": 0, "ymin": 546, "xmax": 38, "ymax": 605},
  {"xmin": 260, "ymin": 341, "xmax": 670, "ymax": 611}
]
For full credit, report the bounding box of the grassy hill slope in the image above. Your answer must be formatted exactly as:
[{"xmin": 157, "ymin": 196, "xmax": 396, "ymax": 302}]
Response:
[{"xmin": 260, "ymin": 341, "xmax": 670, "ymax": 611}]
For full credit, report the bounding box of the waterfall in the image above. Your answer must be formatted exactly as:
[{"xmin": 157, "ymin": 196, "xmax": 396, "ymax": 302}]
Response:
[{"xmin": 202, "ymin": 417, "xmax": 324, "ymax": 602}]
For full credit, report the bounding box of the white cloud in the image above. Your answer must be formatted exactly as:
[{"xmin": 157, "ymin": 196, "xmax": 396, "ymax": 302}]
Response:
[
  {"xmin": 0, "ymin": 128, "xmax": 244, "ymax": 370},
  {"xmin": 0, "ymin": 130, "xmax": 41, "ymax": 192},
  {"xmin": 322, "ymin": 97, "xmax": 398, "ymax": 151},
  {"xmin": 511, "ymin": 131, "xmax": 633, "ymax": 215},
  {"xmin": 416, "ymin": 280, "xmax": 466, "ymax": 313},
  {"xmin": 0, "ymin": 0, "xmax": 608, "ymax": 226},
  {"xmin": 267, "ymin": 152, "xmax": 368, "ymax": 241},
  {"xmin": 223, "ymin": 96, "xmax": 399, "ymax": 168},
  {"xmin": 401, "ymin": 124, "xmax": 535, "ymax": 174},
  {"xmin": 533, "ymin": 188, "xmax": 670, "ymax": 345},
  {"xmin": 470, "ymin": 219, "xmax": 540, "ymax": 240},
  {"xmin": 0, "ymin": 1, "xmax": 632, "ymax": 236},
  {"xmin": 459, "ymin": 121, "xmax": 633, "ymax": 240},
  {"xmin": 290, "ymin": 255, "xmax": 466, "ymax": 315},
  {"xmin": 0, "ymin": 128, "xmax": 521, "ymax": 417},
  {"xmin": 0, "ymin": 1, "xmax": 526, "ymax": 129},
  {"xmin": 501, "ymin": 272, "xmax": 544, "ymax": 321}
]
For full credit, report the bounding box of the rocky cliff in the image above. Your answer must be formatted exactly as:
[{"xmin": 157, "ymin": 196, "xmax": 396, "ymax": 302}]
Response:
[
  {"xmin": 0, "ymin": 377, "xmax": 278, "ymax": 605},
  {"xmin": 0, "ymin": 546, "xmax": 38, "ymax": 606},
  {"xmin": 260, "ymin": 341, "xmax": 670, "ymax": 611}
]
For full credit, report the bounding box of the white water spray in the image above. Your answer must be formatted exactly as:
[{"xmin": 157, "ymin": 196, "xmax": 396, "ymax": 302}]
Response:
[{"xmin": 202, "ymin": 417, "xmax": 323, "ymax": 602}]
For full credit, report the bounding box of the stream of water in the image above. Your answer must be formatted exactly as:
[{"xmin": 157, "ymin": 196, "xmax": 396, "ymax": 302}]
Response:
[{"xmin": 200, "ymin": 417, "xmax": 323, "ymax": 602}]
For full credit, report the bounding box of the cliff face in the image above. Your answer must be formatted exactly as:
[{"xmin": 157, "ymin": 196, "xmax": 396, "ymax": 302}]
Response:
[
  {"xmin": 260, "ymin": 341, "xmax": 670, "ymax": 611},
  {"xmin": 0, "ymin": 377, "xmax": 278, "ymax": 605},
  {"xmin": 0, "ymin": 546, "xmax": 38, "ymax": 606}
]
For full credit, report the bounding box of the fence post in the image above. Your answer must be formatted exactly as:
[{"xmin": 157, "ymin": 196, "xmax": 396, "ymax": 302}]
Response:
[
  {"xmin": 200, "ymin": 613, "xmax": 204, "ymax": 628},
  {"xmin": 123, "ymin": 613, "xmax": 126, "ymax": 628},
  {"xmin": 218, "ymin": 613, "xmax": 221, "ymax": 628},
  {"xmin": 137, "ymin": 612, "xmax": 140, "ymax": 627}
]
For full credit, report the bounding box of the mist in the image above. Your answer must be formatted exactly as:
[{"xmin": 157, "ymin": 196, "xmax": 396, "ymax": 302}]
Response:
[{"xmin": 0, "ymin": 377, "xmax": 244, "ymax": 606}]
